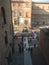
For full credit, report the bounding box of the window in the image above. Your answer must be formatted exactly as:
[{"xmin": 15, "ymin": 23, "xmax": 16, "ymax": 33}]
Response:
[
  {"xmin": 32, "ymin": 21, "xmax": 37, "ymax": 27},
  {"xmin": 19, "ymin": 11, "xmax": 22, "ymax": 16},
  {"xmin": 14, "ymin": 10, "xmax": 17, "ymax": 17},
  {"xmin": 26, "ymin": 12, "xmax": 28, "ymax": 17},
  {"xmin": 45, "ymin": 21, "xmax": 49, "ymax": 25},
  {"xmin": 44, "ymin": 21, "xmax": 46, "ymax": 25},
  {"xmin": 32, "ymin": 21, "xmax": 35, "ymax": 25},
  {"xmin": 48, "ymin": 6, "xmax": 49, "ymax": 10},
  {"xmin": 32, "ymin": 21, "xmax": 37, "ymax": 25},
  {"xmin": 18, "ymin": 3, "xmax": 21, "ymax": 6},
  {"xmin": 37, "ymin": 21, "xmax": 39, "ymax": 25},
  {"xmin": 39, "ymin": 21, "xmax": 41, "ymax": 25},
  {"xmin": 14, "ymin": 19, "xmax": 18, "ymax": 25},
  {"xmin": 25, "ymin": 20, "xmax": 28, "ymax": 25},
  {"xmin": 1, "ymin": 7, "xmax": 6, "ymax": 24},
  {"xmin": 13, "ymin": 3, "xmax": 15, "ymax": 6},
  {"xmin": 43, "ymin": 21, "xmax": 45, "ymax": 25},
  {"xmin": 40, "ymin": 21, "xmax": 43, "ymax": 25},
  {"xmin": 26, "ymin": 1, "xmax": 28, "ymax": 7},
  {"xmin": 5, "ymin": 31, "xmax": 8, "ymax": 45}
]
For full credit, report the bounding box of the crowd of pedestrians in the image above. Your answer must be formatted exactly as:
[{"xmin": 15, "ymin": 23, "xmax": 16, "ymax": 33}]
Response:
[{"xmin": 17, "ymin": 31, "xmax": 39, "ymax": 55}]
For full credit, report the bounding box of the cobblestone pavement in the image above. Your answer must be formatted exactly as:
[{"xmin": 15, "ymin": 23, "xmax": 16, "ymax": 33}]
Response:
[
  {"xmin": 10, "ymin": 36, "xmax": 48, "ymax": 65},
  {"xmin": 10, "ymin": 45, "xmax": 24, "ymax": 65},
  {"xmin": 23, "ymin": 37, "xmax": 32, "ymax": 65},
  {"xmin": 10, "ymin": 36, "xmax": 33, "ymax": 65}
]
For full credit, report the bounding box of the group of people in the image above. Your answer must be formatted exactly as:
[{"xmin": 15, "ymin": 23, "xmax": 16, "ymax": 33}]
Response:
[{"xmin": 17, "ymin": 36, "xmax": 36, "ymax": 54}]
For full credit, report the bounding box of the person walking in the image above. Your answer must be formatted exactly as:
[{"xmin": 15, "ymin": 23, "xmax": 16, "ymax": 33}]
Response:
[
  {"xmin": 21, "ymin": 41, "xmax": 23, "ymax": 53},
  {"xmin": 30, "ymin": 48, "xmax": 33, "ymax": 54},
  {"xmin": 18, "ymin": 44, "xmax": 21, "ymax": 54}
]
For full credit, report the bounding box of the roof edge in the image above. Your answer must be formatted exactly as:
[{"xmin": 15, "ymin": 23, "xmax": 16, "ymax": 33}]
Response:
[{"xmin": 32, "ymin": 2, "xmax": 49, "ymax": 4}]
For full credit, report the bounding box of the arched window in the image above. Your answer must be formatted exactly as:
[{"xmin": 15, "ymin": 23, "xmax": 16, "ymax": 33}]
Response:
[
  {"xmin": 14, "ymin": 19, "xmax": 18, "ymax": 25},
  {"xmin": 13, "ymin": 3, "xmax": 15, "ymax": 6},
  {"xmin": 19, "ymin": 10, "xmax": 22, "ymax": 16},
  {"xmin": 1, "ymin": 7, "xmax": 6, "ymax": 24},
  {"xmin": 26, "ymin": 12, "xmax": 28, "ymax": 17},
  {"xmin": 26, "ymin": 1, "xmax": 28, "ymax": 7},
  {"xmin": 25, "ymin": 20, "xmax": 28, "ymax": 25},
  {"xmin": 14, "ymin": 10, "xmax": 17, "ymax": 17},
  {"xmin": 43, "ymin": 21, "xmax": 45, "ymax": 25}
]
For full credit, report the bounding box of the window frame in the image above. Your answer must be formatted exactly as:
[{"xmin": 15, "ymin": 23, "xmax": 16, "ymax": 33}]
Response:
[{"xmin": 1, "ymin": 7, "xmax": 6, "ymax": 24}]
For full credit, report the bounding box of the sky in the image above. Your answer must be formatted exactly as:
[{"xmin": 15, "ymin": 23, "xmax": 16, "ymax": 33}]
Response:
[{"xmin": 32, "ymin": 0, "xmax": 49, "ymax": 2}]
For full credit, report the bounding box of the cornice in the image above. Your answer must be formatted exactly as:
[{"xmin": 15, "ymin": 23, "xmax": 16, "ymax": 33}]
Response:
[{"xmin": 32, "ymin": 2, "xmax": 49, "ymax": 4}]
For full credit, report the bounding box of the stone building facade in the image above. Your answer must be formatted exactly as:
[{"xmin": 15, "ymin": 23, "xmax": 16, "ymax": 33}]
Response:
[
  {"xmin": 0, "ymin": 0, "xmax": 14, "ymax": 65},
  {"xmin": 11, "ymin": 0, "xmax": 49, "ymax": 32},
  {"xmin": 39, "ymin": 28, "xmax": 49, "ymax": 65}
]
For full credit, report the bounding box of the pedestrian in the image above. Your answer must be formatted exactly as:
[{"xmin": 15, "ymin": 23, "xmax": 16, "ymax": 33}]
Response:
[
  {"xmin": 20, "ymin": 41, "xmax": 23, "ymax": 53},
  {"xmin": 18, "ymin": 44, "xmax": 21, "ymax": 54},
  {"xmin": 34, "ymin": 44, "xmax": 36, "ymax": 48},
  {"xmin": 25, "ymin": 44, "xmax": 26, "ymax": 48},
  {"xmin": 22, "ymin": 46, "xmax": 23, "ymax": 53},
  {"xmin": 30, "ymin": 48, "xmax": 33, "ymax": 54},
  {"xmin": 28, "ymin": 47, "xmax": 30, "ymax": 51}
]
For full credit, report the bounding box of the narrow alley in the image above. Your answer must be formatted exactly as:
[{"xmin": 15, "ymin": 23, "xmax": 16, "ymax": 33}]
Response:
[
  {"xmin": 9, "ymin": 37, "xmax": 24, "ymax": 65},
  {"xmin": 9, "ymin": 35, "xmax": 48, "ymax": 65},
  {"xmin": 0, "ymin": 0, "xmax": 49, "ymax": 65}
]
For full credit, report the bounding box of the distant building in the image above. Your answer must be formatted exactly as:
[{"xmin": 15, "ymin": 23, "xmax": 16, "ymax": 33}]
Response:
[
  {"xmin": 0, "ymin": 0, "xmax": 14, "ymax": 65},
  {"xmin": 11, "ymin": 0, "xmax": 32, "ymax": 32},
  {"xmin": 11, "ymin": 0, "xmax": 49, "ymax": 32},
  {"xmin": 31, "ymin": 2, "xmax": 49, "ymax": 29}
]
